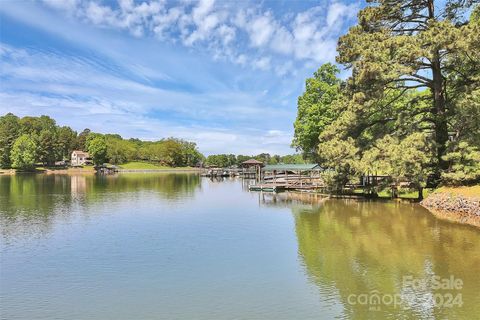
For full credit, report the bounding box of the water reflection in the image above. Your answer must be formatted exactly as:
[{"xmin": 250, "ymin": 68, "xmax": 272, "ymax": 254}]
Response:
[
  {"xmin": 259, "ymin": 193, "xmax": 480, "ymax": 319},
  {"xmin": 2, "ymin": 178, "xmax": 479, "ymax": 319},
  {"xmin": 0, "ymin": 173, "xmax": 201, "ymax": 241}
]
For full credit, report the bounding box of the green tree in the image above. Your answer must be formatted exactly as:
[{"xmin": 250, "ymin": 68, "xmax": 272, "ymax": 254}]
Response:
[
  {"xmin": 11, "ymin": 134, "xmax": 37, "ymax": 170},
  {"xmin": 76, "ymin": 128, "xmax": 91, "ymax": 151},
  {"xmin": 18, "ymin": 116, "xmax": 42, "ymax": 135},
  {"xmin": 19, "ymin": 115, "xmax": 56, "ymax": 135},
  {"xmin": 236, "ymin": 155, "xmax": 252, "ymax": 164},
  {"xmin": 336, "ymin": 0, "xmax": 480, "ymax": 177},
  {"xmin": 318, "ymin": 138, "xmax": 359, "ymax": 192},
  {"xmin": 280, "ymin": 154, "xmax": 305, "ymax": 164},
  {"xmin": 254, "ymin": 153, "xmax": 272, "ymax": 164},
  {"xmin": 158, "ymin": 138, "xmax": 184, "ymax": 167},
  {"xmin": 292, "ymin": 63, "xmax": 341, "ymax": 160},
  {"xmin": 106, "ymin": 136, "xmax": 136, "ymax": 164},
  {"xmin": 472, "ymin": 5, "xmax": 480, "ymax": 22},
  {"xmin": 361, "ymin": 133, "xmax": 435, "ymax": 199},
  {"xmin": 180, "ymin": 141, "xmax": 203, "ymax": 167},
  {"xmin": 37, "ymin": 129, "xmax": 57, "ymax": 166},
  {"xmin": 0, "ymin": 113, "xmax": 20, "ymax": 168},
  {"xmin": 442, "ymin": 142, "xmax": 480, "ymax": 185},
  {"xmin": 87, "ymin": 136, "xmax": 107, "ymax": 165},
  {"xmin": 205, "ymin": 154, "xmax": 230, "ymax": 167},
  {"xmin": 56, "ymin": 126, "xmax": 77, "ymax": 160}
]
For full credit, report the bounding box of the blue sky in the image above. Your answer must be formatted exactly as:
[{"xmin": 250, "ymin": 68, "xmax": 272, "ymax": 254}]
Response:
[{"xmin": 0, "ymin": 0, "xmax": 362, "ymax": 155}]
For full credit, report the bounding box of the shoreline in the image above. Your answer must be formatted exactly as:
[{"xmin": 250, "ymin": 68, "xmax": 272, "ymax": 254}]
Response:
[
  {"xmin": 420, "ymin": 187, "xmax": 480, "ymax": 228},
  {"xmin": 0, "ymin": 168, "xmax": 203, "ymax": 175},
  {"xmin": 3, "ymin": 168, "xmax": 479, "ymax": 228},
  {"xmin": 116, "ymin": 168, "xmax": 203, "ymax": 173}
]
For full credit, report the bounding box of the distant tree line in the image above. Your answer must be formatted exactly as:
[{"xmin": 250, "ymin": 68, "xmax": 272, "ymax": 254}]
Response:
[
  {"xmin": 204, "ymin": 153, "xmax": 305, "ymax": 167},
  {"xmin": 292, "ymin": 1, "xmax": 480, "ymax": 193},
  {"xmin": 0, "ymin": 113, "xmax": 204, "ymax": 170}
]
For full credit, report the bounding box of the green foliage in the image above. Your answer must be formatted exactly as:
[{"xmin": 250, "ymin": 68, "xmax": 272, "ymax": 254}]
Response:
[
  {"xmin": 471, "ymin": 4, "xmax": 480, "ymax": 23},
  {"xmin": 278, "ymin": 154, "xmax": 305, "ymax": 164},
  {"xmin": 336, "ymin": 0, "xmax": 479, "ymax": 171},
  {"xmin": 37, "ymin": 129, "xmax": 57, "ymax": 166},
  {"xmin": 0, "ymin": 113, "xmax": 20, "ymax": 168},
  {"xmin": 292, "ymin": 63, "xmax": 342, "ymax": 160},
  {"xmin": 10, "ymin": 134, "xmax": 37, "ymax": 170},
  {"xmin": 204, "ymin": 153, "xmax": 306, "ymax": 167},
  {"xmin": 293, "ymin": 0, "xmax": 480, "ymax": 190},
  {"xmin": 87, "ymin": 135, "xmax": 107, "ymax": 165},
  {"xmin": 442, "ymin": 142, "xmax": 480, "ymax": 185},
  {"xmin": 361, "ymin": 133, "xmax": 434, "ymax": 187},
  {"xmin": 318, "ymin": 138, "xmax": 359, "ymax": 191},
  {"xmin": 205, "ymin": 154, "xmax": 236, "ymax": 167},
  {"xmin": 56, "ymin": 126, "xmax": 77, "ymax": 160},
  {"xmin": 105, "ymin": 135, "xmax": 135, "ymax": 165},
  {"xmin": 139, "ymin": 138, "xmax": 203, "ymax": 167},
  {"xmin": 1, "ymin": 113, "xmax": 204, "ymax": 168},
  {"xmin": 393, "ymin": 133, "xmax": 434, "ymax": 188},
  {"xmin": 76, "ymin": 128, "xmax": 91, "ymax": 151},
  {"xmin": 181, "ymin": 141, "xmax": 204, "ymax": 167}
]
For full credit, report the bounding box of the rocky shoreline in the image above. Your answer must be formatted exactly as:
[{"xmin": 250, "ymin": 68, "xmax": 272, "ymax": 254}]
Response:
[{"xmin": 421, "ymin": 188, "xmax": 480, "ymax": 228}]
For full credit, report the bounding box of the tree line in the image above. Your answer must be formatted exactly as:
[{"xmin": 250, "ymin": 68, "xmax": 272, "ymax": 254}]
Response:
[
  {"xmin": 292, "ymin": 0, "xmax": 480, "ymax": 193},
  {"xmin": 0, "ymin": 113, "xmax": 204, "ymax": 169},
  {"xmin": 204, "ymin": 153, "xmax": 305, "ymax": 168}
]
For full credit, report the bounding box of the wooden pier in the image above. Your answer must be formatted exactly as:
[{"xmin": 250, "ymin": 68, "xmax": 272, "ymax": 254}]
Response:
[
  {"xmin": 95, "ymin": 164, "xmax": 119, "ymax": 175},
  {"xmin": 201, "ymin": 168, "xmax": 241, "ymax": 178},
  {"xmin": 248, "ymin": 184, "xmax": 286, "ymax": 192},
  {"xmin": 248, "ymin": 164, "xmax": 325, "ymax": 192}
]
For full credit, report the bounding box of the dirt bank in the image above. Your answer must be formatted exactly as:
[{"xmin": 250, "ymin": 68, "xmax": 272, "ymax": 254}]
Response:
[
  {"xmin": 44, "ymin": 168, "xmax": 95, "ymax": 175},
  {"xmin": 421, "ymin": 186, "xmax": 480, "ymax": 228},
  {"xmin": 0, "ymin": 169, "xmax": 16, "ymax": 175}
]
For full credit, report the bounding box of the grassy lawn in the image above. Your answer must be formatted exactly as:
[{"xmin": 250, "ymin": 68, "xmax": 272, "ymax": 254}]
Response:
[
  {"xmin": 339, "ymin": 188, "xmax": 433, "ymax": 199},
  {"xmin": 377, "ymin": 188, "xmax": 433, "ymax": 199},
  {"xmin": 436, "ymin": 185, "xmax": 480, "ymax": 197},
  {"xmin": 118, "ymin": 161, "xmax": 193, "ymax": 170}
]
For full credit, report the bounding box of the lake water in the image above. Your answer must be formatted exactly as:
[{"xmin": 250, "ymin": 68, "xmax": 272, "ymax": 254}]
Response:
[{"xmin": 1, "ymin": 174, "xmax": 479, "ymax": 319}]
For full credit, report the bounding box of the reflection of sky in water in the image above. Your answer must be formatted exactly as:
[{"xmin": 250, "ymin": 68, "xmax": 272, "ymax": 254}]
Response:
[{"xmin": 1, "ymin": 175, "xmax": 479, "ymax": 320}]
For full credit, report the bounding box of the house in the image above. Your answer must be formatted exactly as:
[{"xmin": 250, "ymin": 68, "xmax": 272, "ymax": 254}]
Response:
[{"xmin": 71, "ymin": 150, "xmax": 91, "ymax": 166}]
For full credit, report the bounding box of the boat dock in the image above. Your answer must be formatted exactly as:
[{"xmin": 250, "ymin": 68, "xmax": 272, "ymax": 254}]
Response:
[
  {"xmin": 248, "ymin": 184, "xmax": 286, "ymax": 192},
  {"xmin": 248, "ymin": 164, "xmax": 325, "ymax": 193}
]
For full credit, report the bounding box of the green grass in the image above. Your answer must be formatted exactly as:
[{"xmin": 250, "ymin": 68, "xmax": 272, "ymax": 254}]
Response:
[
  {"xmin": 377, "ymin": 188, "xmax": 433, "ymax": 199},
  {"xmin": 436, "ymin": 185, "xmax": 480, "ymax": 197},
  {"xmin": 327, "ymin": 187, "xmax": 432, "ymax": 199},
  {"xmin": 118, "ymin": 161, "xmax": 193, "ymax": 170}
]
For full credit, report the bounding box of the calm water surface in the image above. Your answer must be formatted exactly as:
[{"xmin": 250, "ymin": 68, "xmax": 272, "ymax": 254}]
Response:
[{"xmin": 1, "ymin": 174, "xmax": 479, "ymax": 319}]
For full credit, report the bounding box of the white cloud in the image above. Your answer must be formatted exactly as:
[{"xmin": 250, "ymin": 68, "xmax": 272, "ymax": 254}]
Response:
[
  {"xmin": 37, "ymin": 0, "xmax": 360, "ymax": 66},
  {"xmin": 42, "ymin": 0, "xmax": 79, "ymax": 13},
  {"xmin": 247, "ymin": 13, "xmax": 275, "ymax": 47},
  {"xmin": 0, "ymin": 43, "xmax": 295, "ymax": 141},
  {"xmin": 84, "ymin": 2, "xmax": 113, "ymax": 25},
  {"xmin": 152, "ymin": 7, "xmax": 183, "ymax": 38},
  {"xmin": 183, "ymin": 0, "xmax": 223, "ymax": 45},
  {"xmin": 0, "ymin": 0, "xmax": 361, "ymax": 155},
  {"xmin": 327, "ymin": 2, "xmax": 358, "ymax": 27},
  {"xmin": 252, "ymin": 56, "xmax": 271, "ymax": 71},
  {"xmin": 270, "ymin": 26, "xmax": 294, "ymax": 55},
  {"xmin": 233, "ymin": 54, "xmax": 247, "ymax": 65},
  {"xmin": 274, "ymin": 61, "xmax": 294, "ymax": 77},
  {"xmin": 0, "ymin": 91, "xmax": 294, "ymax": 155},
  {"xmin": 217, "ymin": 24, "xmax": 236, "ymax": 45}
]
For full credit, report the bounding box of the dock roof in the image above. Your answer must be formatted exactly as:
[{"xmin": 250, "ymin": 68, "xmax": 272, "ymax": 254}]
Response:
[
  {"xmin": 262, "ymin": 164, "xmax": 321, "ymax": 171},
  {"xmin": 241, "ymin": 159, "xmax": 263, "ymax": 165}
]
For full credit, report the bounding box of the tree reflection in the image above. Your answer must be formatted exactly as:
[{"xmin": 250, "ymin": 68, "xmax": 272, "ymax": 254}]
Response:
[
  {"xmin": 288, "ymin": 198, "xmax": 480, "ymax": 319},
  {"xmin": 0, "ymin": 173, "xmax": 201, "ymax": 240}
]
